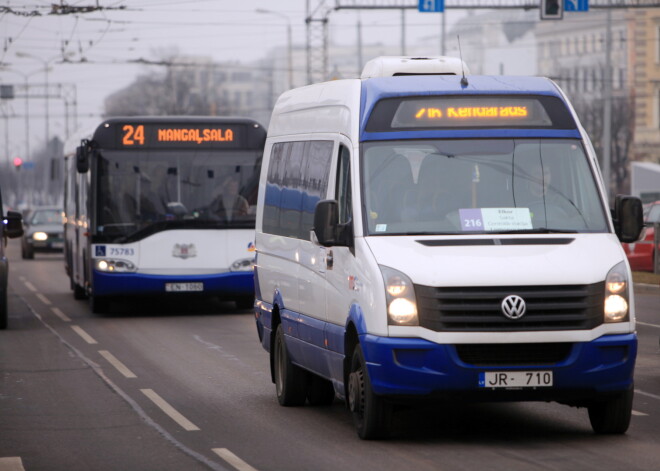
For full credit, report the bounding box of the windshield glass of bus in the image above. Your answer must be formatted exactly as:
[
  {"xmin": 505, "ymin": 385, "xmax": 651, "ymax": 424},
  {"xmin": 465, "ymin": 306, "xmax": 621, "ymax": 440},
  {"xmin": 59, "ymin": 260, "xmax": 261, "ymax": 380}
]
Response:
[
  {"xmin": 96, "ymin": 149, "xmax": 261, "ymax": 239},
  {"xmin": 362, "ymin": 139, "xmax": 608, "ymax": 236}
]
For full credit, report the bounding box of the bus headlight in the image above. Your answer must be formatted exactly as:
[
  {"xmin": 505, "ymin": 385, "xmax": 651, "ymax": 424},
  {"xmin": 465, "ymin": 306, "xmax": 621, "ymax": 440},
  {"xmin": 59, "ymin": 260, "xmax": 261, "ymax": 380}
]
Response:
[
  {"xmin": 95, "ymin": 259, "xmax": 136, "ymax": 273},
  {"xmin": 380, "ymin": 265, "xmax": 418, "ymax": 326},
  {"xmin": 604, "ymin": 261, "xmax": 629, "ymax": 323},
  {"xmin": 33, "ymin": 231, "xmax": 48, "ymax": 241},
  {"xmin": 230, "ymin": 257, "xmax": 255, "ymax": 272}
]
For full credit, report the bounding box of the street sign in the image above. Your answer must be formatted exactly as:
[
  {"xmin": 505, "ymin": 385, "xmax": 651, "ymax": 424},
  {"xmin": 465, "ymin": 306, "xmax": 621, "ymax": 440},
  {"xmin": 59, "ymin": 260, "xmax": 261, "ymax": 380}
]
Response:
[
  {"xmin": 419, "ymin": 0, "xmax": 444, "ymax": 13},
  {"xmin": 565, "ymin": 0, "xmax": 589, "ymax": 11}
]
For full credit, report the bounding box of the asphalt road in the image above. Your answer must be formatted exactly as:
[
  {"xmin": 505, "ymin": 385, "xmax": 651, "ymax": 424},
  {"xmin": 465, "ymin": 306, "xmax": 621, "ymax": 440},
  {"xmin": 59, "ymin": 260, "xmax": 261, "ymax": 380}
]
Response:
[{"xmin": 1, "ymin": 238, "xmax": 659, "ymax": 471}]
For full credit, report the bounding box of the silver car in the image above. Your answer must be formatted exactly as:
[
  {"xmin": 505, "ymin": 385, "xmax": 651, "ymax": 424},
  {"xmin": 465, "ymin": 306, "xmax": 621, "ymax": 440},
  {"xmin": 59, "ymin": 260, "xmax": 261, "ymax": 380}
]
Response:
[{"xmin": 21, "ymin": 207, "xmax": 63, "ymax": 259}]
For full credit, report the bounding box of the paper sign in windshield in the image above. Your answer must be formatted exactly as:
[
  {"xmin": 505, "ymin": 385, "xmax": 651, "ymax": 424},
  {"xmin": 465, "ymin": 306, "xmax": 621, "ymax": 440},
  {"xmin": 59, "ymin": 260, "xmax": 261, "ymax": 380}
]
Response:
[{"xmin": 459, "ymin": 208, "xmax": 533, "ymax": 231}]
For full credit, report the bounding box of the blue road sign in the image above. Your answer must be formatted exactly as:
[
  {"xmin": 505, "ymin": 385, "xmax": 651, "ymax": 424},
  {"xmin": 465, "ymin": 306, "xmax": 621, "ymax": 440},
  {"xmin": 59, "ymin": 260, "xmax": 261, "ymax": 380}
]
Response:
[
  {"xmin": 419, "ymin": 0, "xmax": 444, "ymax": 13},
  {"xmin": 565, "ymin": 0, "xmax": 588, "ymax": 12}
]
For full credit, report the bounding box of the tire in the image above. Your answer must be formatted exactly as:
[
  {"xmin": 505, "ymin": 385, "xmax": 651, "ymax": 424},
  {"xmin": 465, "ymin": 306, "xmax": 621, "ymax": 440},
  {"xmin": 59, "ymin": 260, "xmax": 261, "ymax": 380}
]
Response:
[
  {"xmin": 72, "ymin": 282, "xmax": 87, "ymax": 300},
  {"xmin": 307, "ymin": 375, "xmax": 336, "ymax": 406},
  {"xmin": 89, "ymin": 295, "xmax": 109, "ymax": 314},
  {"xmin": 273, "ymin": 324, "xmax": 307, "ymax": 406},
  {"xmin": 0, "ymin": 291, "xmax": 8, "ymax": 330},
  {"xmin": 235, "ymin": 297, "xmax": 254, "ymax": 310},
  {"xmin": 22, "ymin": 244, "xmax": 34, "ymax": 260},
  {"xmin": 348, "ymin": 344, "xmax": 392, "ymax": 440},
  {"xmin": 588, "ymin": 387, "xmax": 633, "ymax": 434}
]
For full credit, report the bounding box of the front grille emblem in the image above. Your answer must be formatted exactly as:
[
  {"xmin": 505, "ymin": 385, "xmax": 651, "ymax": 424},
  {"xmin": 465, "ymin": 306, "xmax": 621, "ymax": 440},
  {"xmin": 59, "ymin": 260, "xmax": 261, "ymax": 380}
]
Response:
[{"xmin": 501, "ymin": 295, "xmax": 526, "ymax": 320}]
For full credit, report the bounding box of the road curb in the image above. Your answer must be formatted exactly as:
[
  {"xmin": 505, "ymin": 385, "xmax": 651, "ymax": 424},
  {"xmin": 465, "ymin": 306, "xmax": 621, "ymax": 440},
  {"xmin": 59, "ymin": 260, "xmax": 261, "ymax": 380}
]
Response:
[{"xmin": 634, "ymin": 283, "xmax": 660, "ymax": 294}]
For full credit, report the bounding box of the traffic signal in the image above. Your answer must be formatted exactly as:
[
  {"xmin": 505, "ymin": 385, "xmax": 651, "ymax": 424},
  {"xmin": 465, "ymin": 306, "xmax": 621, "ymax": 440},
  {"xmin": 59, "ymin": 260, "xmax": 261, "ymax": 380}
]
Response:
[
  {"xmin": 540, "ymin": 0, "xmax": 563, "ymax": 20},
  {"xmin": 13, "ymin": 157, "xmax": 22, "ymax": 170}
]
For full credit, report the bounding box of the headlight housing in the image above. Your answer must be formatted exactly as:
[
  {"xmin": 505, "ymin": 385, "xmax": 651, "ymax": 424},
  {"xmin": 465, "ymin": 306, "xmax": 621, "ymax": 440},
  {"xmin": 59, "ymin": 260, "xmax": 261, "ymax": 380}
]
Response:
[
  {"xmin": 32, "ymin": 231, "xmax": 48, "ymax": 241},
  {"xmin": 95, "ymin": 258, "xmax": 136, "ymax": 273},
  {"xmin": 380, "ymin": 265, "xmax": 418, "ymax": 326},
  {"xmin": 604, "ymin": 261, "xmax": 630, "ymax": 323},
  {"xmin": 230, "ymin": 257, "xmax": 255, "ymax": 272}
]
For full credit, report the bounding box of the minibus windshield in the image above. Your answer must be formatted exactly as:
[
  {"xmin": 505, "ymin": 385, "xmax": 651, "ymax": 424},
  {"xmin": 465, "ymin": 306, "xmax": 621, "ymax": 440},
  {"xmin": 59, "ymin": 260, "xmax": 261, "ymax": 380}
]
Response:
[
  {"xmin": 95, "ymin": 149, "xmax": 261, "ymax": 242},
  {"xmin": 361, "ymin": 139, "xmax": 608, "ymax": 236}
]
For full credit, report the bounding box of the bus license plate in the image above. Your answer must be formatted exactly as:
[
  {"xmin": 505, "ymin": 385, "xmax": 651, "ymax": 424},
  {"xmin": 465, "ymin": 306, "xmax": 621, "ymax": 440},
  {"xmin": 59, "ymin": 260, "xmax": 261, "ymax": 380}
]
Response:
[
  {"xmin": 479, "ymin": 371, "xmax": 553, "ymax": 389},
  {"xmin": 165, "ymin": 282, "xmax": 204, "ymax": 292}
]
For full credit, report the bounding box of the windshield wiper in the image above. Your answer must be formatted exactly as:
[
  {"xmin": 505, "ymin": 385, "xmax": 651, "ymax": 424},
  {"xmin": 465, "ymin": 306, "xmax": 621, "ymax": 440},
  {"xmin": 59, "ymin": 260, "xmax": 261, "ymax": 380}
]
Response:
[{"xmin": 496, "ymin": 227, "xmax": 578, "ymax": 234}]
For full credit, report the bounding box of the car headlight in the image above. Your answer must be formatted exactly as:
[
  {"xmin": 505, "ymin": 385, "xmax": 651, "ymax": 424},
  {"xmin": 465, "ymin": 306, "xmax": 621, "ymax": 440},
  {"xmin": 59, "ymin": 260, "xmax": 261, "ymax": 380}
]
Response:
[
  {"xmin": 604, "ymin": 261, "xmax": 629, "ymax": 323},
  {"xmin": 230, "ymin": 257, "xmax": 255, "ymax": 272},
  {"xmin": 380, "ymin": 265, "xmax": 418, "ymax": 326},
  {"xmin": 33, "ymin": 231, "xmax": 48, "ymax": 241},
  {"xmin": 95, "ymin": 259, "xmax": 136, "ymax": 273}
]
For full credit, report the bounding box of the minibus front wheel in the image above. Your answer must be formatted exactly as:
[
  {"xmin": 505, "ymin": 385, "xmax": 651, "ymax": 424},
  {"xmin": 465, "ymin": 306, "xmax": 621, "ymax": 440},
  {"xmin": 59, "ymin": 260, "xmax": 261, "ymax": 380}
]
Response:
[
  {"xmin": 587, "ymin": 386, "xmax": 633, "ymax": 434},
  {"xmin": 348, "ymin": 344, "xmax": 392, "ymax": 440}
]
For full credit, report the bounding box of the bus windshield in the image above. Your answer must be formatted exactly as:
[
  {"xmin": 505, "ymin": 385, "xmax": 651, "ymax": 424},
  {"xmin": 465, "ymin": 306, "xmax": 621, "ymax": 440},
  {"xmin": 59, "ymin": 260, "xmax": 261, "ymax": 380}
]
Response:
[
  {"xmin": 362, "ymin": 139, "xmax": 608, "ymax": 236},
  {"xmin": 96, "ymin": 148, "xmax": 261, "ymax": 241}
]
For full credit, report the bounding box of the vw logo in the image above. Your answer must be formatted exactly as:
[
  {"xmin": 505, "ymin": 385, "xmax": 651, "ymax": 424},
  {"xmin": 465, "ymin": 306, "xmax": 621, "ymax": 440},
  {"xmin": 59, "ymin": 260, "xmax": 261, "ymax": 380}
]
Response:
[{"xmin": 501, "ymin": 295, "xmax": 526, "ymax": 320}]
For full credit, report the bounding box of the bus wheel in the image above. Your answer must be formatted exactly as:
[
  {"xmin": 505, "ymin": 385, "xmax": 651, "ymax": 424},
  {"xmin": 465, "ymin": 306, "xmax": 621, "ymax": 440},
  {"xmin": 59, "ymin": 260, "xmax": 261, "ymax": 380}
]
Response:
[
  {"xmin": 0, "ymin": 291, "xmax": 8, "ymax": 330},
  {"xmin": 273, "ymin": 324, "xmax": 306, "ymax": 406},
  {"xmin": 588, "ymin": 387, "xmax": 633, "ymax": 434},
  {"xmin": 235, "ymin": 297, "xmax": 254, "ymax": 310},
  {"xmin": 89, "ymin": 295, "xmax": 109, "ymax": 314},
  {"xmin": 348, "ymin": 344, "xmax": 392, "ymax": 440},
  {"xmin": 307, "ymin": 375, "xmax": 335, "ymax": 406},
  {"xmin": 73, "ymin": 282, "xmax": 87, "ymax": 300}
]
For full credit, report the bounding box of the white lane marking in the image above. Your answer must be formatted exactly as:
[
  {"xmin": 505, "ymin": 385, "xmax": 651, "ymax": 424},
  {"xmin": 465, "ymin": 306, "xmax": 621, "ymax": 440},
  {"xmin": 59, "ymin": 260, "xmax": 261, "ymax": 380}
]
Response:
[
  {"xmin": 636, "ymin": 389, "xmax": 660, "ymax": 401},
  {"xmin": 0, "ymin": 457, "xmax": 26, "ymax": 471},
  {"xmin": 637, "ymin": 321, "xmax": 660, "ymax": 329},
  {"xmin": 141, "ymin": 389, "xmax": 200, "ymax": 432},
  {"xmin": 23, "ymin": 281, "xmax": 37, "ymax": 292},
  {"xmin": 71, "ymin": 325, "xmax": 98, "ymax": 344},
  {"xmin": 35, "ymin": 293, "xmax": 52, "ymax": 306},
  {"xmin": 51, "ymin": 307, "xmax": 71, "ymax": 322},
  {"xmin": 99, "ymin": 350, "xmax": 137, "ymax": 379},
  {"xmin": 18, "ymin": 276, "xmax": 26, "ymax": 282},
  {"xmin": 212, "ymin": 449, "xmax": 259, "ymax": 471},
  {"xmin": 632, "ymin": 410, "xmax": 648, "ymax": 416}
]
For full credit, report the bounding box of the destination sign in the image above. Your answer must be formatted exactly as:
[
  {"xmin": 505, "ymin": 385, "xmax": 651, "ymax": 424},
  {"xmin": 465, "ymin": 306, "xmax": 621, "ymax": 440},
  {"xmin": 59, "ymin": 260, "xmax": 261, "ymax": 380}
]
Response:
[
  {"xmin": 365, "ymin": 95, "xmax": 576, "ymax": 132},
  {"xmin": 117, "ymin": 123, "xmax": 244, "ymax": 148}
]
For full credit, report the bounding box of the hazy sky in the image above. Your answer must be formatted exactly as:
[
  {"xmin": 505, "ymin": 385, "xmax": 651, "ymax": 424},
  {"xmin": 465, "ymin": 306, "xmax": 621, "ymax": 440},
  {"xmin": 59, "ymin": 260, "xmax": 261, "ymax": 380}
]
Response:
[{"xmin": 0, "ymin": 0, "xmax": 472, "ymax": 160}]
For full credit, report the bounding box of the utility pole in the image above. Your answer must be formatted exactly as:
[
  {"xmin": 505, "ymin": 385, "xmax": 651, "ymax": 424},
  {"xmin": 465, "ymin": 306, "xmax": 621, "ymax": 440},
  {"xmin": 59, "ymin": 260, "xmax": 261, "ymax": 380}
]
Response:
[{"xmin": 601, "ymin": 5, "xmax": 613, "ymax": 203}]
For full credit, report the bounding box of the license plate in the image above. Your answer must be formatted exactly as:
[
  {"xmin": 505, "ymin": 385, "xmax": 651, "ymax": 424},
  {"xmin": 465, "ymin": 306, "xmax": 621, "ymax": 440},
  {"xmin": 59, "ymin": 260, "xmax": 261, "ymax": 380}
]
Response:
[
  {"xmin": 51, "ymin": 242, "xmax": 63, "ymax": 249},
  {"xmin": 479, "ymin": 371, "xmax": 553, "ymax": 389},
  {"xmin": 165, "ymin": 282, "xmax": 204, "ymax": 292}
]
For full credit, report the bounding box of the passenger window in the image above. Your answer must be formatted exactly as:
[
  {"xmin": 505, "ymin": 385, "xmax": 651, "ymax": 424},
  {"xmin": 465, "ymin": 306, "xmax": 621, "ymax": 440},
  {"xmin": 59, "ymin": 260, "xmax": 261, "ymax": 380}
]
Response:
[{"xmin": 336, "ymin": 146, "xmax": 352, "ymax": 225}]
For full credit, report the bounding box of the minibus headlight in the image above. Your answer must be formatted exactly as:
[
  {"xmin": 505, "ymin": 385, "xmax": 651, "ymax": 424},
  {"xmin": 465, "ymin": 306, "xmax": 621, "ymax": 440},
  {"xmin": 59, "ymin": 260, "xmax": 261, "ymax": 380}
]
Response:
[
  {"xmin": 604, "ymin": 262, "xmax": 629, "ymax": 323},
  {"xmin": 380, "ymin": 265, "xmax": 418, "ymax": 326},
  {"xmin": 231, "ymin": 257, "xmax": 255, "ymax": 272},
  {"xmin": 33, "ymin": 231, "xmax": 48, "ymax": 241},
  {"xmin": 95, "ymin": 258, "xmax": 136, "ymax": 273}
]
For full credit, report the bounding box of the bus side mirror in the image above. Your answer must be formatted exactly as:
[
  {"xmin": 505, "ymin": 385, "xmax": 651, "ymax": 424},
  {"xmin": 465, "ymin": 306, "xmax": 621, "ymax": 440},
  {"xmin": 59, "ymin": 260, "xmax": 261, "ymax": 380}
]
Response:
[
  {"xmin": 613, "ymin": 195, "xmax": 643, "ymax": 243},
  {"xmin": 313, "ymin": 200, "xmax": 352, "ymax": 247},
  {"xmin": 76, "ymin": 145, "xmax": 89, "ymax": 173},
  {"xmin": 3, "ymin": 211, "xmax": 24, "ymax": 239}
]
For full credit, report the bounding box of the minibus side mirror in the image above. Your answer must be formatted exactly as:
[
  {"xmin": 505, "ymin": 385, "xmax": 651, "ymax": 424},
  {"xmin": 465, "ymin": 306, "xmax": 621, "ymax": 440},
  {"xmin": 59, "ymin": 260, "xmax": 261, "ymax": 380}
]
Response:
[
  {"xmin": 3, "ymin": 211, "xmax": 24, "ymax": 239},
  {"xmin": 313, "ymin": 200, "xmax": 352, "ymax": 247},
  {"xmin": 76, "ymin": 144, "xmax": 89, "ymax": 173},
  {"xmin": 613, "ymin": 195, "xmax": 643, "ymax": 243}
]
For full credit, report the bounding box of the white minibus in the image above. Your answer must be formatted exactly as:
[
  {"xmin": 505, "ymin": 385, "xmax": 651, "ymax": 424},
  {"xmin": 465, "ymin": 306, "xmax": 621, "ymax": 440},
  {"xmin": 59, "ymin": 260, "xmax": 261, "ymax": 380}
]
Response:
[{"xmin": 254, "ymin": 57, "xmax": 644, "ymax": 439}]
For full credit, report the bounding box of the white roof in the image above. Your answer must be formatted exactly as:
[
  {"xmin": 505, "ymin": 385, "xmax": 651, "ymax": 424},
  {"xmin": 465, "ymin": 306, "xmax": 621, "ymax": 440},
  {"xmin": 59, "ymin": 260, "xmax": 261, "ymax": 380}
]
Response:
[{"xmin": 360, "ymin": 56, "xmax": 469, "ymax": 79}]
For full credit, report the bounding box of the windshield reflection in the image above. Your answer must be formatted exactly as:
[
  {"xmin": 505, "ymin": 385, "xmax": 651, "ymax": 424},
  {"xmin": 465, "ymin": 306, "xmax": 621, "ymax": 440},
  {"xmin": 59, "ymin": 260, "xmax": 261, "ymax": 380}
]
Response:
[
  {"xmin": 362, "ymin": 139, "xmax": 608, "ymax": 236},
  {"xmin": 96, "ymin": 149, "xmax": 261, "ymax": 242}
]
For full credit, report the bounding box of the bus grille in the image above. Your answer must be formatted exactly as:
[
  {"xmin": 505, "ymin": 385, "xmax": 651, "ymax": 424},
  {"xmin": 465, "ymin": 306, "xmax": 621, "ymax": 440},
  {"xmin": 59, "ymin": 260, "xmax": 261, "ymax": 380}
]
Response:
[
  {"xmin": 415, "ymin": 283, "xmax": 605, "ymax": 332},
  {"xmin": 455, "ymin": 343, "xmax": 573, "ymax": 366}
]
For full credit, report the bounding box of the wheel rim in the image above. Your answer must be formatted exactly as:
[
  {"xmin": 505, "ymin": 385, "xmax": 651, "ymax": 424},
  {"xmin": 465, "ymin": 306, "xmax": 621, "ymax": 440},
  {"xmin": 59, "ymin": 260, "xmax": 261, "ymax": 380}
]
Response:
[
  {"xmin": 348, "ymin": 368, "xmax": 365, "ymax": 417},
  {"xmin": 275, "ymin": 333, "xmax": 285, "ymax": 396}
]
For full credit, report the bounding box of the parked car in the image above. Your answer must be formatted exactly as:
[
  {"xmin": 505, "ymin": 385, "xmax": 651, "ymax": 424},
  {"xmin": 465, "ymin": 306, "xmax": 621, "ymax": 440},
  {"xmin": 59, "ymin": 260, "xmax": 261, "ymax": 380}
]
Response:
[
  {"xmin": 623, "ymin": 201, "xmax": 660, "ymax": 272},
  {"xmin": 21, "ymin": 206, "xmax": 64, "ymax": 259},
  {"xmin": 1, "ymin": 188, "xmax": 24, "ymax": 329}
]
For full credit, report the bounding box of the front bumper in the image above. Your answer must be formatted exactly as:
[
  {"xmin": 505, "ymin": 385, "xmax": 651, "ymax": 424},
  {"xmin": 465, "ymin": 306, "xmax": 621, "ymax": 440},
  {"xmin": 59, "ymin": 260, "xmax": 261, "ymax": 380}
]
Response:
[{"xmin": 362, "ymin": 333, "xmax": 636, "ymax": 402}]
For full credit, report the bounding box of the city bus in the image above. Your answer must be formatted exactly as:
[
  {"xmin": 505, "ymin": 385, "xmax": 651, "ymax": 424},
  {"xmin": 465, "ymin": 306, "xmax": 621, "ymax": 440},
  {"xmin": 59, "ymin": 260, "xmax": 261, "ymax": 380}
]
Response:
[
  {"xmin": 64, "ymin": 116, "xmax": 265, "ymax": 313},
  {"xmin": 254, "ymin": 56, "xmax": 644, "ymax": 439}
]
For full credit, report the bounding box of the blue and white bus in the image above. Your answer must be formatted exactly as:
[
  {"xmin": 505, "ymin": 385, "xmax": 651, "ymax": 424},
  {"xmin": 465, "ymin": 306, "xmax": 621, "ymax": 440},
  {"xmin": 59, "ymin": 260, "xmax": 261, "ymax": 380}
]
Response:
[{"xmin": 64, "ymin": 116, "xmax": 265, "ymax": 313}]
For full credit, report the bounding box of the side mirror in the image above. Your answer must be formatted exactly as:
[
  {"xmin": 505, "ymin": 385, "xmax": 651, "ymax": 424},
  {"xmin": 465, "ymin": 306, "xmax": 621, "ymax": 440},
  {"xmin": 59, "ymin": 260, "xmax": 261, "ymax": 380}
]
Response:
[
  {"xmin": 76, "ymin": 142, "xmax": 90, "ymax": 173},
  {"xmin": 613, "ymin": 195, "xmax": 643, "ymax": 243},
  {"xmin": 3, "ymin": 210, "xmax": 24, "ymax": 239},
  {"xmin": 313, "ymin": 200, "xmax": 352, "ymax": 247}
]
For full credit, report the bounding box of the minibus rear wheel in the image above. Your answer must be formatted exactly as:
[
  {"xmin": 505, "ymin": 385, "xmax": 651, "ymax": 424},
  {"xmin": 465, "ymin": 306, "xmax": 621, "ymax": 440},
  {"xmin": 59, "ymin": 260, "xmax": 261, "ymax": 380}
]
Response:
[
  {"xmin": 348, "ymin": 344, "xmax": 392, "ymax": 439},
  {"xmin": 588, "ymin": 387, "xmax": 633, "ymax": 434},
  {"xmin": 273, "ymin": 324, "xmax": 307, "ymax": 406}
]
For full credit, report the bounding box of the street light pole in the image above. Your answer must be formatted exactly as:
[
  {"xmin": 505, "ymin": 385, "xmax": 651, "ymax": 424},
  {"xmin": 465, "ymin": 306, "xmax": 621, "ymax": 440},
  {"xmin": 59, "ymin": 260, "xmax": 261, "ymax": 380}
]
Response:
[
  {"xmin": 16, "ymin": 52, "xmax": 50, "ymax": 154},
  {"xmin": 256, "ymin": 8, "xmax": 294, "ymax": 90},
  {"xmin": 2, "ymin": 69, "xmax": 31, "ymax": 162}
]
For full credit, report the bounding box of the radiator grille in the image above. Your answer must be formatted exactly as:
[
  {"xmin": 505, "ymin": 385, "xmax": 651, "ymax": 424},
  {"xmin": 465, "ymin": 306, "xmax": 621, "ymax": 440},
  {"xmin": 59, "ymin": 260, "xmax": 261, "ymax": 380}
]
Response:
[{"xmin": 455, "ymin": 343, "xmax": 573, "ymax": 366}]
